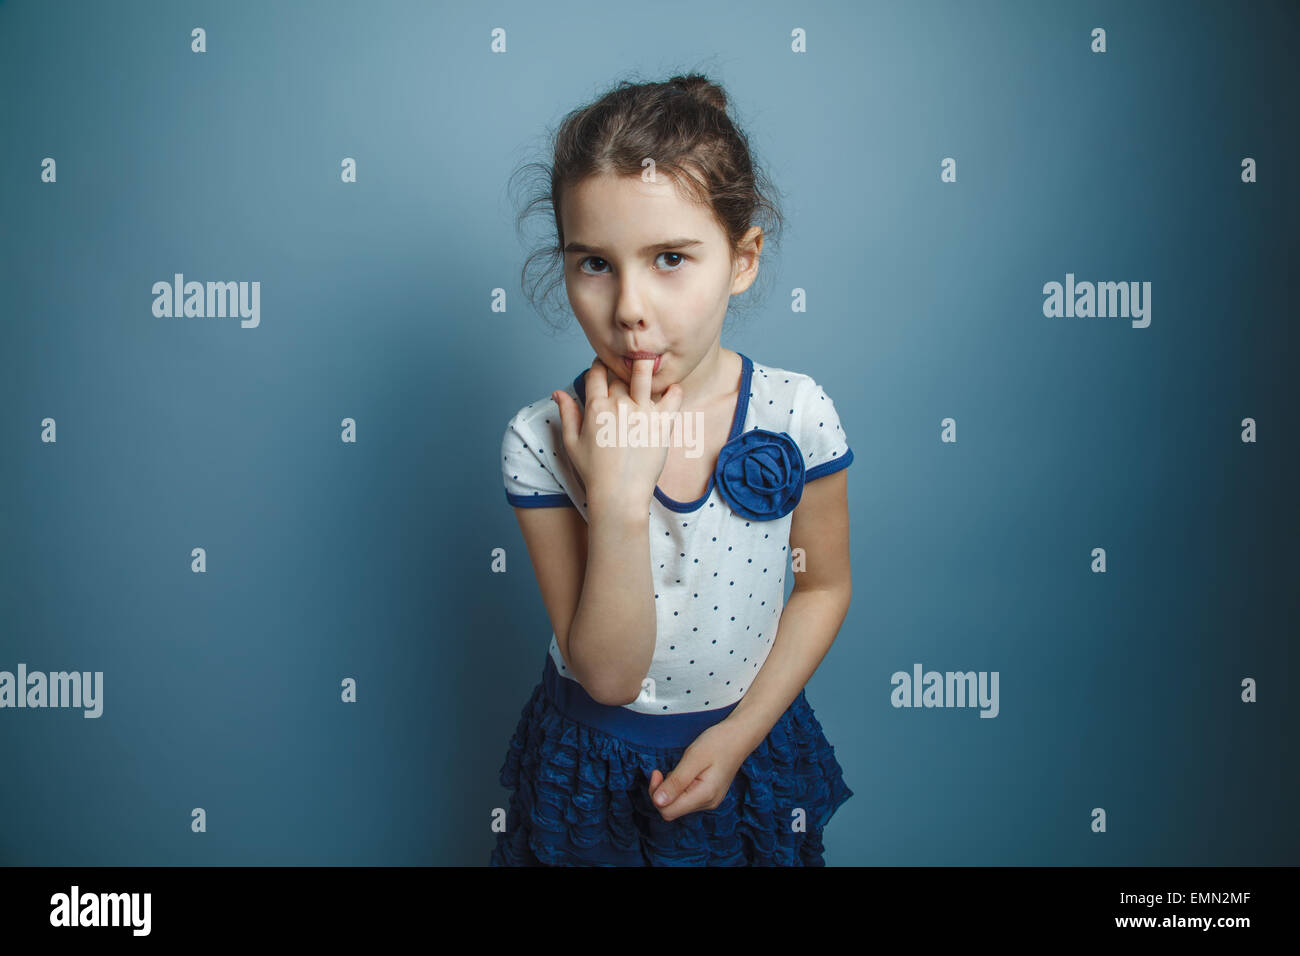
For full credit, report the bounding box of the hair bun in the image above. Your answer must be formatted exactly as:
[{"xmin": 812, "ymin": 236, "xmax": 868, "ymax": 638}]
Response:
[{"xmin": 669, "ymin": 74, "xmax": 727, "ymax": 112}]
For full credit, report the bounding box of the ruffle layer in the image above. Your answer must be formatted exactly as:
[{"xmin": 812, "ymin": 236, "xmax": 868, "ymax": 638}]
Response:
[{"xmin": 490, "ymin": 679, "xmax": 853, "ymax": 866}]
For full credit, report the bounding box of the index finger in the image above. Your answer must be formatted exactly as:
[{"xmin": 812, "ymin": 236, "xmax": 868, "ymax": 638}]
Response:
[{"xmin": 629, "ymin": 358, "xmax": 654, "ymax": 407}]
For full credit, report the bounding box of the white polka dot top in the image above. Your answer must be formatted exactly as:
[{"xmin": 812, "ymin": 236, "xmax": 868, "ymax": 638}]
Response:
[{"xmin": 500, "ymin": 352, "xmax": 853, "ymax": 714}]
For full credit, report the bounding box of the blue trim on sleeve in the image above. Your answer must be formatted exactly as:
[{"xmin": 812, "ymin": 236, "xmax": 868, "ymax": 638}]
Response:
[
  {"xmin": 806, "ymin": 447, "xmax": 853, "ymax": 480},
  {"xmin": 505, "ymin": 491, "xmax": 576, "ymax": 508}
]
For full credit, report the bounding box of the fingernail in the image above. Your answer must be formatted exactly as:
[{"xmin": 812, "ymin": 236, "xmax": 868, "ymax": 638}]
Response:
[{"xmin": 655, "ymin": 792, "xmax": 669, "ymax": 805}]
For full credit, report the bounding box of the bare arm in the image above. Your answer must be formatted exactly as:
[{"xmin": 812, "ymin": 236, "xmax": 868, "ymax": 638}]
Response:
[
  {"xmin": 511, "ymin": 358, "xmax": 681, "ymax": 706},
  {"xmin": 724, "ymin": 468, "xmax": 852, "ymax": 750},
  {"xmin": 567, "ymin": 495, "xmax": 656, "ymax": 704},
  {"xmin": 513, "ymin": 497, "xmax": 656, "ymax": 706}
]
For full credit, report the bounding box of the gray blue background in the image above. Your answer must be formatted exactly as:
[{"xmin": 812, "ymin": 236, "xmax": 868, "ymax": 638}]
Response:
[{"xmin": 1, "ymin": 0, "xmax": 1295, "ymax": 865}]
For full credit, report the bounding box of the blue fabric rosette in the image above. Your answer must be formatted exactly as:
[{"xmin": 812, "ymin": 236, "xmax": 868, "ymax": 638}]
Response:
[{"xmin": 713, "ymin": 428, "xmax": 805, "ymax": 521}]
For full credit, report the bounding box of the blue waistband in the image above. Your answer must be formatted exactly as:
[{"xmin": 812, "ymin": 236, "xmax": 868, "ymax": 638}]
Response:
[{"xmin": 542, "ymin": 653, "xmax": 741, "ymax": 749}]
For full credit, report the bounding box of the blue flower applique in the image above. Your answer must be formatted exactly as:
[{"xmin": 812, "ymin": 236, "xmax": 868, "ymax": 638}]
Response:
[{"xmin": 713, "ymin": 428, "xmax": 806, "ymax": 521}]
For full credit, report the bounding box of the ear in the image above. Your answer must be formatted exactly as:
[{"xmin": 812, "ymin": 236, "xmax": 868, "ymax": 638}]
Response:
[{"xmin": 730, "ymin": 226, "xmax": 764, "ymax": 294}]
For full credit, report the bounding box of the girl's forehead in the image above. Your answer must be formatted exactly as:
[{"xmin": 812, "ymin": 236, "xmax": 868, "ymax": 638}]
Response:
[
  {"xmin": 562, "ymin": 173, "xmax": 720, "ymax": 240},
  {"xmin": 568, "ymin": 171, "xmax": 686, "ymax": 208}
]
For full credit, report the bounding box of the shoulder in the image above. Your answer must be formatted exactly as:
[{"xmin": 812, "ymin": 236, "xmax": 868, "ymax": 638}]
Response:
[
  {"xmin": 501, "ymin": 385, "xmax": 587, "ymax": 508},
  {"xmin": 504, "ymin": 394, "xmax": 560, "ymax": 440},
  {"xmin": 745, "ymin": 357, "xmax": 852, "ymax": 479},
  {"xmin": 502, "ymin": 374, "xmax": 581, "ymax": 439},
  {"xmin": 746, "ymin": 358, "xmax": 838, "ymax": 414}
]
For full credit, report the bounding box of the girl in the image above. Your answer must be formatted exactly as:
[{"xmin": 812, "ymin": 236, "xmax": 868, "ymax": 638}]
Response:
[{"xmin": 492, "ymin": 73, "xmax": 855, "ymax": 866}]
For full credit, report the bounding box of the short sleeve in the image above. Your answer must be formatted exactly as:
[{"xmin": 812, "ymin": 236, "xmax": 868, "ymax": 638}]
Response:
[
  {"xmin": 501, "ymin": 412, "xmax": 575, "ymax": 508},
  {"xmin": 798, "ymin": 379, "xmax": 853, "ymax": 480}
]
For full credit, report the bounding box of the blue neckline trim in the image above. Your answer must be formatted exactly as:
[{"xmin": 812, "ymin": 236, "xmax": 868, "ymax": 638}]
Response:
[{"xmin": 572, "ymin": 352, "xmax": 753, "ymax": 514}]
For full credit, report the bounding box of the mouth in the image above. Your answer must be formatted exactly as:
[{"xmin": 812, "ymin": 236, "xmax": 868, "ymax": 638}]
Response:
[{"xmin": 623, "ymin": 351, "xmax": 663, "ymax": 374}]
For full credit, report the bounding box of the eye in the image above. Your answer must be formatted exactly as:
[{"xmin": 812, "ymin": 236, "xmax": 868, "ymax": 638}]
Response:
[{"xmin": 576, "ymin": 252, "xmax": 687, "ymax": 275}]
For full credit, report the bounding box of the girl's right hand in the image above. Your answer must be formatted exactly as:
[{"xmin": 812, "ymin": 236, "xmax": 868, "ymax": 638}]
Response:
[{"xmin": 552, "ymin": 357, "xmax": 684, "ymax": 514}]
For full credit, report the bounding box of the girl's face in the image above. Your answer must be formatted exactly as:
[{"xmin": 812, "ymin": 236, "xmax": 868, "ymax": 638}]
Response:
[{"xmin": 559, "ymin": 170, "xmax": 762, "ymax": 399}]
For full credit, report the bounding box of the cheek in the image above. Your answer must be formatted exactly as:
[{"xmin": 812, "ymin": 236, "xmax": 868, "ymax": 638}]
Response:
[
  {"xmin": 565, "ymin": 276, "xmax": 604, "ymax": 313},
  {"xmin": 679, "ymin": 276, "xmax": 729, "ymax": 326},
  {"xmin": 666, "ymin": 271, "xmax": 715, "ymax": 306}
]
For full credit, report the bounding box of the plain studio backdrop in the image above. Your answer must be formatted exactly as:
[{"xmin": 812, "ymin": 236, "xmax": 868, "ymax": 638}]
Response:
[{"xmin": 0, "ymin": 0, "xmax": 1296, "ymax": 865}]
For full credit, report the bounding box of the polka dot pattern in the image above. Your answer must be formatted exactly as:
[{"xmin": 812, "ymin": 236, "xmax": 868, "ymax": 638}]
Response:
[{"xmin": 502, "ymin": 356, "xmax": 852, "ymax": 713}]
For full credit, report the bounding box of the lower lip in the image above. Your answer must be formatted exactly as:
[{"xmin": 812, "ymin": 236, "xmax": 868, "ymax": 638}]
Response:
[{"xmin": 624, "ymin": 355, "xmax": 662, "ymax": 374}]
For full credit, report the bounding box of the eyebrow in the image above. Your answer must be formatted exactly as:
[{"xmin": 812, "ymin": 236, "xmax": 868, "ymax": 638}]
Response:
[{"xmin": 563, "ymin": 238, "xmax": 704, "ymax": 256}]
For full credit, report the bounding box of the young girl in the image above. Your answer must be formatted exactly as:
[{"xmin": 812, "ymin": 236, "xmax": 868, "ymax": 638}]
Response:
[{"xmin": 491, "ymin": 73, "xmax": 855, "ymax": 866}]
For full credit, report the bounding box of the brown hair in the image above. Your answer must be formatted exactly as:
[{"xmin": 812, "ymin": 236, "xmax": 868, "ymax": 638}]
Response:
[{"xmin": 511, "ymin": 71, "xmax": 786, "ymax": 334}]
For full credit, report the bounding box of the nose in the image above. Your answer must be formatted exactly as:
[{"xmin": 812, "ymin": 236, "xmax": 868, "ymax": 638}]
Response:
[
  {"xmin": 617, "ymin": 312, "xmax": 647, "ymax": 333},
  {"xmin": 614, "ymin": 277, "xmax": 647, "ymax": 331}
]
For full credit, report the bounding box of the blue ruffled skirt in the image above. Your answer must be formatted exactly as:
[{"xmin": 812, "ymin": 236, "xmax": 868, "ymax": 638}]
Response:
[{"xmin": 490, "ymin": 654, "xmax": 853, "ymax": 866}]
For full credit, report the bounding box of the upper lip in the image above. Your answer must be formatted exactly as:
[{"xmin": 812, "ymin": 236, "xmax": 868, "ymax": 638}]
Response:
[{"xmin": 623, "ymin": 350, "xmax": 662, "ymax": 359}]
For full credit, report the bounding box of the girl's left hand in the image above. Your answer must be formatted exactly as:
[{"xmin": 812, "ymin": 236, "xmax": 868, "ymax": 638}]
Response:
[{"xmin": 648, "ymin": 720, "xmax": 755, "ymax": 822}]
